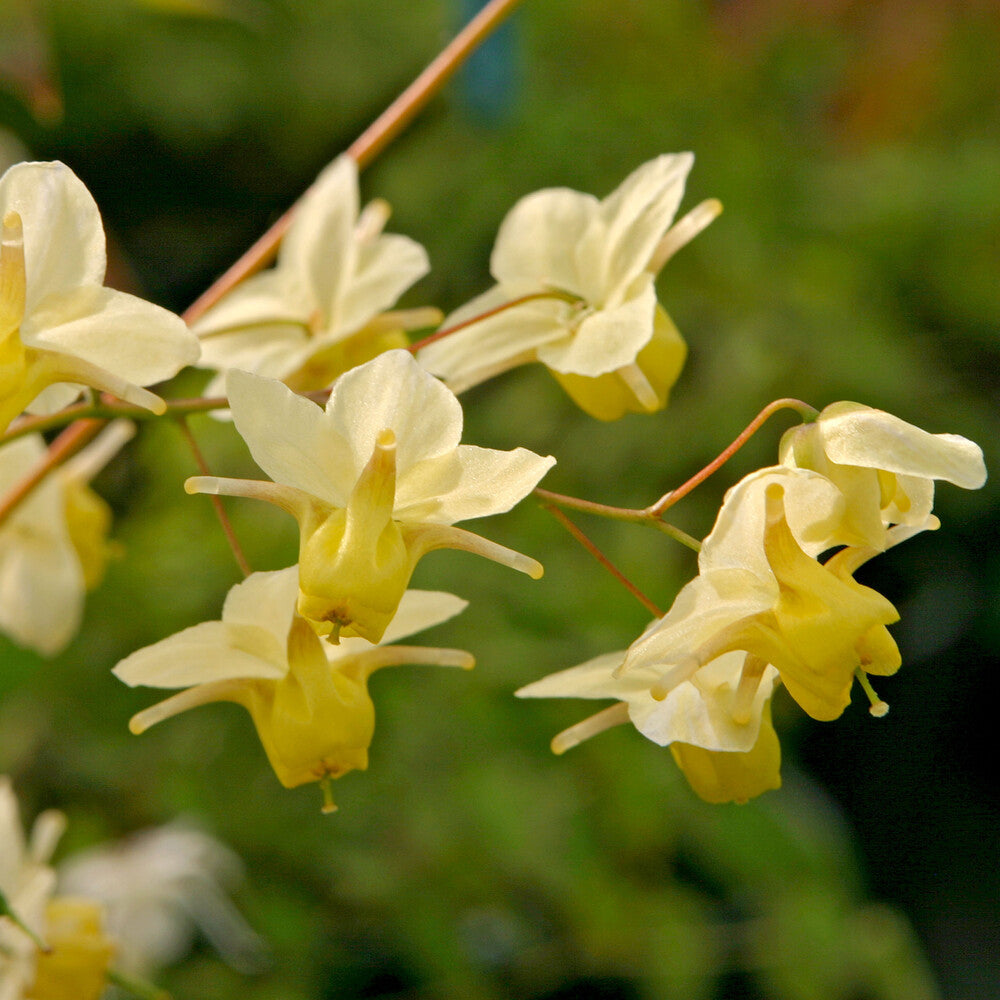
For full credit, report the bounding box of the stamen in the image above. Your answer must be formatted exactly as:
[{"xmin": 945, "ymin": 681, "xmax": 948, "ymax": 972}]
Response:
[
  {"xmin": 855, "ymin": 668, "xmax": 889, "ymax": 717},
  {"xmin": 319, "ymin": 775, "xmax": 338, "ymax": 814},
  {"xmin": 618, "ymin": 363, "xmax": 659, "ymax": 411},
  {"xmin": 647, "ymin": 198, "xmax": 723, "ymax": 274},
  {"xmin": 551, "ymin": 702, "xmax": 630, "ymax": 754}
]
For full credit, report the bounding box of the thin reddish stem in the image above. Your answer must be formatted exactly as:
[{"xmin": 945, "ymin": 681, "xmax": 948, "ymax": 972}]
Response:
[
  {"xmin": 183, "ymin": 0, "xmax": 527, "ymax": 327},
  {"xmin": 647, "ymin": 398, "xmax": 817, "ymax": 516},
  {"xmin": 544, "ymin": 504, "xmax": 663, "ymax": 618},
  {"xmin": 408, "ymin": 291, "xmax": 567, "ymax": 354},
  {"xmin": 0, "ymin": 419, "xmax": 103, "ymax": 529},
  {"xmin": 175, "ymin": 418, "xmax": 252, "ymax": 578}
]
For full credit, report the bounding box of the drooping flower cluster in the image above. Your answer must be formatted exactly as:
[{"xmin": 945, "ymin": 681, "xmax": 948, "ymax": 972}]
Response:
[{"xmin": 519, "ymin": 405, "xmax": 986, "ymax": 803}]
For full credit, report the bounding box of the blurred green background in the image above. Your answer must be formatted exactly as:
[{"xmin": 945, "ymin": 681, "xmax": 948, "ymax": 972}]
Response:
[{"xmin": 1, "ymin": 1, "xmax": 998, "ymax": 998}]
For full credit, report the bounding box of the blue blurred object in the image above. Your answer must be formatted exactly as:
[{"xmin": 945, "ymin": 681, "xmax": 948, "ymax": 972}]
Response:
[{"xmin": 454, "ymin": 0, "xmax": 519, "ymax": 123}]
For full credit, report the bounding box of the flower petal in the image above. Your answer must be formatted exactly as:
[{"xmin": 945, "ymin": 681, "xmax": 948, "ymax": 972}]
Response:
[
  {"xmin": 378, "ymin": 589, "xmax": 468, "ymax": 646},
  {"xmin": 280, "ymin": 155, "xmax": 358, "ymax": 314},
  {"xmin": 193, "ymin": 270, "xmax": 311, "ymax": 338},
  {"xmin": 814, "ymin": 402, "xmax": 987, "ymax": 489},
  {"xmin": 221, "ymin": 567, "xmax": 299, "ymax": 643},
  {"xmin": 0, "ymin": 161, "xmax": 105, "ymax": 312},
  {"xmin": 396, "ymin": 444, "xmax": 555, "ymax": 524},
  {"xmin": 0, "ymin": 513, "xmax": 84, "ymax": 656},
  {"xmin": 418, "ymin": 290, "xmax": 570, "ymax": 393},
  {"xmin": 536, "ymin": 277, "xmax": 656, "ymax": 376},
  {"xmin": 197, "ymin": 321, "xmax": 313, "ymax": 382},
  {"xmin": 490, "ymin": 186, "xmax": 599, "ymax": 295},
  {"xmin": 701, "ymin": 466, "xmax": 846, "ymax": 576},
  {"xmin": 113, "ymin": 622, "xmax": 286, "ymax": 689},
  {"xmin": 25, "ymin": 285, "xmax": 199, "ymax": 384},
  {"xmin": 326, "ymin": 350, "xmax": 463, "ymax": 476},
  {"xmin": 575, "ymin": 153, "xmax": 693, "ymax": 301},
  {"xmin": 333, "ymin": 233, "xmax": 429, "ymax": 337},
  {"xmin": 226, "ymin": 369, "xmax": 354, "ymax": 504}
]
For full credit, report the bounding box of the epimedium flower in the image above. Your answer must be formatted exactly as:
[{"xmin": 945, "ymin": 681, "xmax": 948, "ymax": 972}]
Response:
[
  {"xmin": 779, "ymin": 401, "xmax": 987, "ymax": 550},
  {"xmin": 517, "ymin": 646, "xmax": 782, "ymax": 805},
  {"xmin": 418, "ymin": 153, "xmax": 721, "ymax": 420},
  {"xmin": 114, "ymin": 567, "xmax": 475, "ymax": 809},
  {"xmin": 186, "ymin": 349, "xmax": 555, "ymax": 643},
  {"xmin": 0, "ymin": 421, "xmax": 133, "ymax": 656},
  {"xmin": 194, "ymin": 154, "xmax": 439, "ymax": 394},
  {"xmin": 621, "ymin": 471, "xmax": 902, "ymax": 723},
  {"xmin": 58, "ymin": 823, "xmax": 266, "ymax": 977},
  {"xmin": 0, "ymin": 777, "xmax": 115, "ymax": 1000},
  {"xmin": 0, "ymin": 161, "xmax": 199, "ymax": 432}
]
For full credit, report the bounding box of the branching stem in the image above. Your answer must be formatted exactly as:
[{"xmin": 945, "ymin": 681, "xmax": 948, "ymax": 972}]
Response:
[
  {"xmin": 175, "ymin": 417, "xmax": 252, "ymax": 578},
  {"xmin": 544, "ymin": 504, "xmax": 663, "ymax": 618},
  {"xmin": 648, "ymin": 397, "xmax": 817, "ymax": 515}
]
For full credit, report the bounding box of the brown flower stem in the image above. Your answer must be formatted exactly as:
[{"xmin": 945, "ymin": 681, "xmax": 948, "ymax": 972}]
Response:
[
  {"xmin": 544, "ymin": 503, "xmax": 663, "ymax": 618},
  {"xmin": 534, "ymin": 487, "xmax": 701, "ymax": 552},
  {"xmin": 183, "ymin": 0, "xmax": 528, "ymax": 327},
  {"xmin": 646, "ymin": 397, "xmax": 818, "ymax": 516},
  {"xmin": 0, "ymin": 418, "xmax": 103, "ymax": 529},
  {"xmin": 408, "ymin": 290, "xmax": 577, "ymax": 354},
  {"xmin": 175, "ymin": 417, "xmax": 252, "ymax": 578}
]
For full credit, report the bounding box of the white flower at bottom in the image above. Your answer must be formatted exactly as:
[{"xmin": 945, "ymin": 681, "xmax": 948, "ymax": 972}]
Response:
[
  {"xmin": 1, "ymin": 776, "xmax": 114, "ymax": 1000},
  {"xmin": 58, "ymin": 824, "xmax": 266, "ymax": 976}
]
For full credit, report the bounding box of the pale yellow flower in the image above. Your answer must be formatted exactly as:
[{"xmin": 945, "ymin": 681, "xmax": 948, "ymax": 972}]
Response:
[
  {"xmin": 0, "ymin": 421, "xmax": 132, "ymax": 655},
  {"xmin": 779, "ymin": 401, "xmax": 987, "ymax": 550},
  {"xmin": 1, "ymin": 777, "xmax": 114, "ymax": 1000},
  {"xmin": 0, "ymin": 161, "xmax": 199, "ymax": 431},
  {"xmin": 115, "ymin": 568, "xmax": 474, "ymax": 806},
  {"xmin": 187, "ymin": 350, "xmax": 554, "ymax": 643},
  {"xmin": 517, "ymin": 646, "xmax": 782, "ymax": 805},
  {"xmin": 195, "ymin": 155, "xmax": 438, "ymax": 394},
  {"xmin": 623, "ymin": 470, "xmax": 901, "ymax": 723},
  {"xmin": 419, "ymin": 154, "xmax": 720, "ymax": 420}
]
